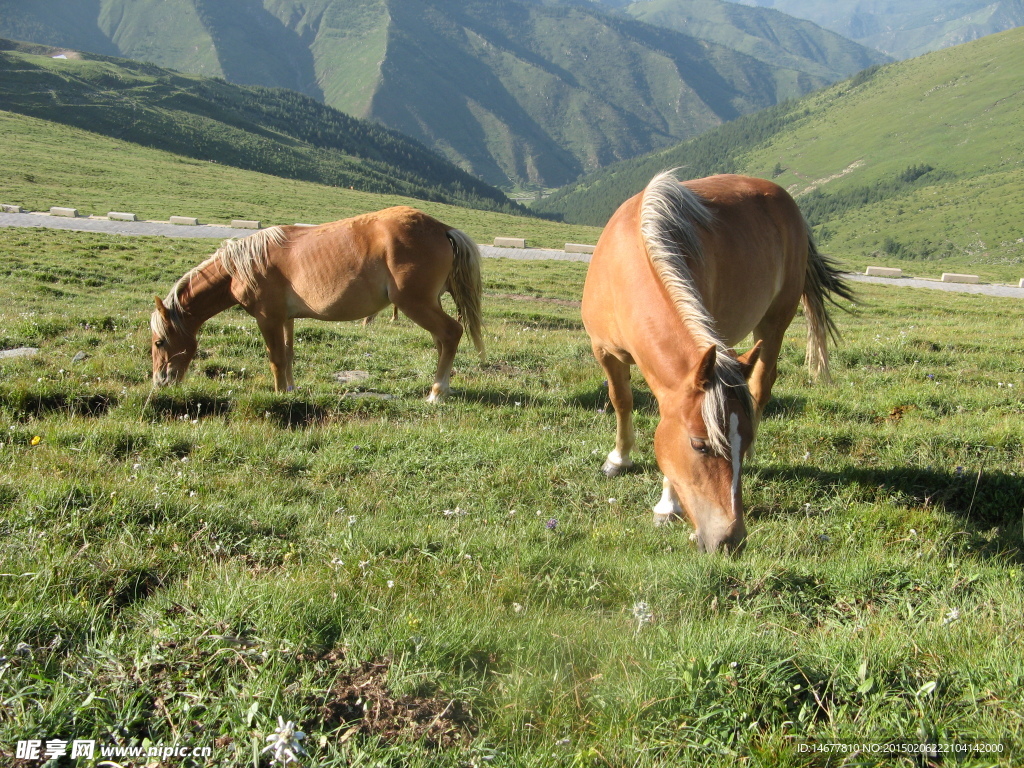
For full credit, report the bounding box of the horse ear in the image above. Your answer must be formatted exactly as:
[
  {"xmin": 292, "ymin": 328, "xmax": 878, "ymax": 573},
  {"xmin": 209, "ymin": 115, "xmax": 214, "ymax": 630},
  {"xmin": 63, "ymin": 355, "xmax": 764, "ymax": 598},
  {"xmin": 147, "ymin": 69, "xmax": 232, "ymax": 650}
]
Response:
[
  {"xmin": 737, "ymin": 340, "xmax": 763, "ymax": 381},
  {"xmin": 692, "ymin": 346, "xmax": 717, "ymax": 391},
  {"xmin": 154, "ymin": 296, "xmax": 169, "ymax": 320}
]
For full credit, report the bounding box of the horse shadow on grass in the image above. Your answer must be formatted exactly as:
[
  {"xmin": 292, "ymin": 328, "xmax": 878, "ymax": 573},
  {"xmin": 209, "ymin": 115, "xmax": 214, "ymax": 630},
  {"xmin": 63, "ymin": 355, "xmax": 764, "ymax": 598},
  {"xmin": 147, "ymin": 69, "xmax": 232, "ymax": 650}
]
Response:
[{"xmin": 748, "ymin": 463, "xmax": 1024, "ymax": 561}]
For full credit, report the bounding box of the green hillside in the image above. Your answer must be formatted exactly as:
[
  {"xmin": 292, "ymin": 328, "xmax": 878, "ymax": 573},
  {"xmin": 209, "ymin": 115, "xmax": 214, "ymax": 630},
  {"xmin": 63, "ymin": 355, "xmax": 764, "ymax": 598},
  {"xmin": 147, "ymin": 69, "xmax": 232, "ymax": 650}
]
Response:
[
  {"xmin": 0, "ymin": 110, "xmax": 601, "ymax": 249},
  {"xmin": 0, "ymin": 40, "xmax": 518, "ymax": 214},
  {"xmin": 0, "ymin": 0, "xmax": 883, "ymax": 188},
  {"xmin": 534, "ymin": 27, "xmax": 1024, "ymax": 279}
]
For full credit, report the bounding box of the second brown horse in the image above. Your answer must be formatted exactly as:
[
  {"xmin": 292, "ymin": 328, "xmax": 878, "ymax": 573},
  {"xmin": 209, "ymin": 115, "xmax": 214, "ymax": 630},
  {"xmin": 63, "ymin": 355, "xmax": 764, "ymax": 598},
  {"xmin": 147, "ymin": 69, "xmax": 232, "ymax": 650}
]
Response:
[
  {"xmin": 582, "ymin": 171, "xmax": 853, "ymax": 553},
  {"xmin": 151, "ymin": 206, "xmax": 484, "ymax": 401}
]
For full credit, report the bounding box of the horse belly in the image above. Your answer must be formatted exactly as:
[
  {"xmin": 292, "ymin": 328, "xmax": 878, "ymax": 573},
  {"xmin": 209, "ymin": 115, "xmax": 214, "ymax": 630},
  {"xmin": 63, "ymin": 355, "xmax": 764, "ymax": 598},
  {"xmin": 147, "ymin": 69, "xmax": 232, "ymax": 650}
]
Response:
[{"xmin": 284, "ymin": 260, "xmax": 391, "ymax": 322}]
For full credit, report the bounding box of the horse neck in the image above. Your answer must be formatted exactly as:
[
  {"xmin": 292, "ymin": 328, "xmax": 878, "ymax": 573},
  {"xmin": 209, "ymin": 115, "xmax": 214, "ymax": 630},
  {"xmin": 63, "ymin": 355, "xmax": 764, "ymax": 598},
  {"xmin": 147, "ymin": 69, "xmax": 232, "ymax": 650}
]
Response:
[
  {"xmin": 637, "ymin": 315, "xmax": 710, "ymax": 402},
  {"xmin": 175, "ymin": 260, "xmax": 238, "ymax": 332}
]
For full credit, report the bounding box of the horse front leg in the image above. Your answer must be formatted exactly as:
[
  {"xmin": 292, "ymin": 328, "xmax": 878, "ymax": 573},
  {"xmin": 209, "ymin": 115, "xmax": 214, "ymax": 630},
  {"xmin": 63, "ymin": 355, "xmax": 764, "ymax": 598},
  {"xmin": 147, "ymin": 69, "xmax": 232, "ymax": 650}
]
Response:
[
  {"xmin": 282, "ymin": 317, "xmax": 295, "ymax": 391},
  {"xmin": 652, "ymin": 476, "xmax": 685, "ymax": 527},
  {"xmin": 257, "ymin": 316, "xmax": 293, "ymax": 393},
  {"xmin": 593, "ymin": 345, "xmax": 635, "ymax": 477}
]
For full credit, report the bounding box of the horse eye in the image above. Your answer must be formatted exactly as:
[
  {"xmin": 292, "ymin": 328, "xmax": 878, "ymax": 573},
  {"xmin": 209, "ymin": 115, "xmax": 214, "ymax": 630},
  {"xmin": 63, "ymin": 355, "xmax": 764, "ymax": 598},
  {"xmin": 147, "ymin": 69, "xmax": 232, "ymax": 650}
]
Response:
[
  {"xmin": 155, "ymin": 339, "xmax": 165, "ymax": 348},
  {"xmin": 690, "ymin": 438, "xmax": 709, "ymax": 454}
]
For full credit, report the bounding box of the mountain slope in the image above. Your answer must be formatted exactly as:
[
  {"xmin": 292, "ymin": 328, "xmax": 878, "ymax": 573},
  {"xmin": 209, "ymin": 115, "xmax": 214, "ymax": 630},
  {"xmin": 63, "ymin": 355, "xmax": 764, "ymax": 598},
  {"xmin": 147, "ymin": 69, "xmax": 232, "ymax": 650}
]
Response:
[
  {"xmin": 624, "ymin": 0, "xmax": 888, "ymax": 78},
  {"xmin": 0, "ymin": 40, "xmax": 518, "ymax": 213},
  {"xmin": 533, "ymin": 27, "xmax": 1024, "ymax": 271},
  {"xmin": 732, "ymin": 0, "xmax": 1024, "ymax": 59},
  {"xmin": 0, "ymin": 0, "xmax": 881, "ymax": 188}
]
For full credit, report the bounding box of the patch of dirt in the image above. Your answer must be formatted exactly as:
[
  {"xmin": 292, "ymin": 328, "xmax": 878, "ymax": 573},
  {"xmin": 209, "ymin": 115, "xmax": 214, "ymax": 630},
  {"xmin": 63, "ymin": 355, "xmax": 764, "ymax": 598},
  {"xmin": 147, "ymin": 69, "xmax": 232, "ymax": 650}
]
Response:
[
  {"xmin": 486, "ymin": 291, "xmax": 580, "ymax": 308},
  {"xmin": 878, "ymin": 404, "xmax": 917, "ymax": 423},
  {"xmin": 309, "ymin": 657, "xmax": 476, "ymax": 749}
]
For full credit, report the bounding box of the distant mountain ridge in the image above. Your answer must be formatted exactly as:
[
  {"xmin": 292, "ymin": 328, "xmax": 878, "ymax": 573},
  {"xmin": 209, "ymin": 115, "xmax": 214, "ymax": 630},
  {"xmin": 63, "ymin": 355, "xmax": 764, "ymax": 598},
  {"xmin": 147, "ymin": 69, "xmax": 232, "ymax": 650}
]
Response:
[
  {"xmin": 0, "ymin": 0, "xmax": 886, "ymax": 188},
  {"xmin": 727, "ymin": 0, "xmax": 1024, "ymax": 59},
  {"xmin": 0, "ymin": 39, "xmax": 519, "ymax": 213}
]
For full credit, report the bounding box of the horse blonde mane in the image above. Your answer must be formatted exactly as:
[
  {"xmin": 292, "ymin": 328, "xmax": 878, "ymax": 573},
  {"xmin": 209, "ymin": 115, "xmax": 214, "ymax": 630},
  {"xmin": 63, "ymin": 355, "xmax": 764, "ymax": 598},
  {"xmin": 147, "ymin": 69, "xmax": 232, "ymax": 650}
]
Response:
[
  {"xmin": 152, "ymin": 227, "xmax": 288, "ymax": 336},
  {"xmin": 640, "ymin": 169, "xmax": 754, "ymax": 457}
]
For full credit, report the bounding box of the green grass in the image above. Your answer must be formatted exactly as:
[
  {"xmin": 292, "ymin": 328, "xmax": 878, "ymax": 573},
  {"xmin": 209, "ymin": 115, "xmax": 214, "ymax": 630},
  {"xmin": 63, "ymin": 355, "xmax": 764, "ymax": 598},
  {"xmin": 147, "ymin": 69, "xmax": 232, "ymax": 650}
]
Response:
[
  {"xmin": 0, "ymin": 110, "xmax": 602, "ymax": 250},
  {"xmin": 1, "ymin": 226, "xmax": 1022, "ymax": 765}
]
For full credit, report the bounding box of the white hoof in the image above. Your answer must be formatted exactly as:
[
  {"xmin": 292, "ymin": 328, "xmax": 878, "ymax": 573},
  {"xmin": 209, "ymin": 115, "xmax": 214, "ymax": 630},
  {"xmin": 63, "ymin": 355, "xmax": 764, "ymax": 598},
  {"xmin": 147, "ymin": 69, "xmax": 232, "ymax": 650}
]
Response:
[{"xmin": 601, "ymin": 450, "xmax": 632, "ymax": 478}]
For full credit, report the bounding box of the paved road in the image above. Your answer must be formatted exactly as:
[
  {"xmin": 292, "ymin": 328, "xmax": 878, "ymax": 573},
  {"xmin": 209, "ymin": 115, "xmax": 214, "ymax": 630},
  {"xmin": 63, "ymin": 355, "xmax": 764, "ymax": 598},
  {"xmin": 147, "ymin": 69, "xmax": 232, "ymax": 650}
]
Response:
[{"xmin": 2, "ymin": 210, "xmax": 1021, "ymax": 298}]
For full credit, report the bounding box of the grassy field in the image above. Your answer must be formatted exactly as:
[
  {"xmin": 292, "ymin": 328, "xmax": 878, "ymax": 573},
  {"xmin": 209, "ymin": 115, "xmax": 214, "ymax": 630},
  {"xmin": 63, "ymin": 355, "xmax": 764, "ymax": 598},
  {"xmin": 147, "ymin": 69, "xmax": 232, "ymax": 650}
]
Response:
[{"xmin": 1, "ymin": 226, "xmax": 1022, "ymax": 766}]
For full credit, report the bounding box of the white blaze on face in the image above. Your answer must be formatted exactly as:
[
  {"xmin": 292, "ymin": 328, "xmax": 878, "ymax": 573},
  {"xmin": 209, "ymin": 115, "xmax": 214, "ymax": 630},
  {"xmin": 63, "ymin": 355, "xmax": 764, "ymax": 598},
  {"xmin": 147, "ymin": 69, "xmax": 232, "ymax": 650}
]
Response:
[{"xmin": 729, "ymin": 412, "xmax": 741, "ymax": 513}]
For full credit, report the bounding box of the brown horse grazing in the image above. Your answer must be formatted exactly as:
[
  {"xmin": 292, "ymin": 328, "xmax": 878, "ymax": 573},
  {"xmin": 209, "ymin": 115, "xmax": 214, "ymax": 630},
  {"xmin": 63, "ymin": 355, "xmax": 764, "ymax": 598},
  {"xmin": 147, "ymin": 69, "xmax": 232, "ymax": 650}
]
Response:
[
  {"xmin": 151, "ymin": 206, "xmax": 485, "ymax": 401},
  {"xmin": 582, "ymin": 171, "xmax": 853, "ymax": 553}
]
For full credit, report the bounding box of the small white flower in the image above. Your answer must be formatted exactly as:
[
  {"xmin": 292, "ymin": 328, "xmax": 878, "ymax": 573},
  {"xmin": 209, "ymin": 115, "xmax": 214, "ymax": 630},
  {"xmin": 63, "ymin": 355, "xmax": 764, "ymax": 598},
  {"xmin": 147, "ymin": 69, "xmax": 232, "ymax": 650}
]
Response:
[
  {"xmin": 942, "ymin": 608, "xmax": 960, "ymax": 626},
  {"xmin": 631, "ymin": 601, "xmax": 653, "ymax": 631},
  {"xmin": 387, "ymin": 580, "xmax": 395, "ymax": 589},
  {"xmin": 262, "ymin": 716, "xmax": 306, "ymax": 765},
  {"xmin": 348, "ymin": 515, "xmax": 357, "ymax": 526}
]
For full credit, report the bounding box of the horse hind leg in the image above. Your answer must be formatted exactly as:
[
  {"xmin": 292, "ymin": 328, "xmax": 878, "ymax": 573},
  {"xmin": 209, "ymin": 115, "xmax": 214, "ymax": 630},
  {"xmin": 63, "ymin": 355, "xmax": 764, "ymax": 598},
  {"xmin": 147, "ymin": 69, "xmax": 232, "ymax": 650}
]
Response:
[
  {"xmin": 400, "ymin": 299, "xmax": 463, "ymax": 403},
  {"xmin": 594, "ymin": 345, "xmax": 635, "ymax": 477}
]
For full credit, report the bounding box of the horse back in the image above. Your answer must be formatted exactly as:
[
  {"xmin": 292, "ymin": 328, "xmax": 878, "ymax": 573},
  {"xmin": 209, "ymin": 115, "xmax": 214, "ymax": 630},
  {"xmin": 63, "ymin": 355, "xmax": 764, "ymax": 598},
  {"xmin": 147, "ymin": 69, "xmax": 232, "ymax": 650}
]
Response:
[
  {"xmin": 264, "ymin": 207, "xmax": 455, "ymax": 321},
  {"xmin": 683, "ymin": 175, "xmax": 809, "ymax": 343}
]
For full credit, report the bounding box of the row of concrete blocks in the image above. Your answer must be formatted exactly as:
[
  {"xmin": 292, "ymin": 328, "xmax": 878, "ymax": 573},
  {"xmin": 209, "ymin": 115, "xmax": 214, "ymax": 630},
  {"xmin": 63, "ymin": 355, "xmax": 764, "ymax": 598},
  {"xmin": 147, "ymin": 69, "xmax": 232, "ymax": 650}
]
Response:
[
  {"xmin": 494, "ymin": 236, "xmax": 595, "ymax": 254},
  {"xmin": 865, "ymin": 265, "xmax": 1024, "ymax": 287},
  {"xmin": 1, "ymin": 203, "xmax": 261, "ymax": 229}
]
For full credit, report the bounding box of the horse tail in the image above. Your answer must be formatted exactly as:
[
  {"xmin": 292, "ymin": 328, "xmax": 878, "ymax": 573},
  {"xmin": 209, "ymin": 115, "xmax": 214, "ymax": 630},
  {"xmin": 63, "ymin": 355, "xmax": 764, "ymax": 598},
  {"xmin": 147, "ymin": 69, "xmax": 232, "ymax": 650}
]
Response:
[
  {"xmin": 445, "ymin": 228, "xmax": 486, "ymax": 361},
  {"xmin": 802, "ymin": 232, "xmax": 856, "ymax": 383}
]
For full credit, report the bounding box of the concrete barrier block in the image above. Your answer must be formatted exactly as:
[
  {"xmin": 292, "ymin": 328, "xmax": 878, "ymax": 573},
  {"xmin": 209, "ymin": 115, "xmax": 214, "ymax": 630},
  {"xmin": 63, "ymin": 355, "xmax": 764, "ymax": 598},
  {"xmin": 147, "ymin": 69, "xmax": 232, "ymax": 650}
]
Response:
[
  {"xmin": 494, "ymin": 237, "xmax": 526, "ymax": 248},
  {"xmin": 1, "ymin": 204, "xmax": 25, "ymax": 213},
  {"xmin": 108, "ymin": 211, "xmax": 138, "ymax": 221},
  {"xmin": 1019, "ymin": 278, "xmax": 1024, "ymax": 289},
  {"xmin": 49, "ymin": 207, "xmax": 79, "ymax": 218},
  {"xmin": 941, "ymin": 273, "xmax": 979, "ymax": 284},
  {"xmin": 565, "ymin": 243, "xmax": 596, "ymax": 254},
  {"xmin": 865, "ymin": 266, "xmax": 903, "ymax": 278},
  {"xmin": 170, "ymin": 216, "xmax": 200, "ymax": 226},
  {"xmin": 231, "ymin": 219, "xmax": 262, "ymax": 229}
]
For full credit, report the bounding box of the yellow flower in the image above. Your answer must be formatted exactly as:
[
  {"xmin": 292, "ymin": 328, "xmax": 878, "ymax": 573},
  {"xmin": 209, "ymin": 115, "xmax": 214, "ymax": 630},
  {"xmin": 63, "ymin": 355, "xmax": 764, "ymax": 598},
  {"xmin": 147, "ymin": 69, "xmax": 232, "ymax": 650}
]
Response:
[{"xmin": 30, "ymin": 435, "xmax": 41, "ymax": 446}]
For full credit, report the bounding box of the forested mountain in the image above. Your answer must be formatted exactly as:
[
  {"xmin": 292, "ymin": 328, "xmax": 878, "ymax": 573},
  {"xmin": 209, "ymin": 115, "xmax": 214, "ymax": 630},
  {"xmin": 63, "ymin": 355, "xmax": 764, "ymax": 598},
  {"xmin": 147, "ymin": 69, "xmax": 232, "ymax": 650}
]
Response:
[
  {"xmin": 532, "ymin": 26, "xmax": 1024, "ymax": 271},
  {"xmin": 728, "ymin": 0, "xmax": 1024, "ymax": 59},
  {"xmin": 0, "ymin": 0, "xmax": 885, "ymax": 188},
  {"xmin": 0, "ymin": 40, "xmax": 519, "ymax": 213}
]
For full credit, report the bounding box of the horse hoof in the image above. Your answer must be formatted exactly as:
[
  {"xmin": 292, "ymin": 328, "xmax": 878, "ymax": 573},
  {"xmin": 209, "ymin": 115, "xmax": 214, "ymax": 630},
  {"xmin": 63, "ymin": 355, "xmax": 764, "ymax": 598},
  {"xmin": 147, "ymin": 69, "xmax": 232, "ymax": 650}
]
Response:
[
  {"xmin": 653, "ymin": 512, "xmax": 674, "ymax": 527},
  {"xmin": 602, "ymin": 460, "xmax": 631, "ymax": 478}
]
